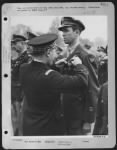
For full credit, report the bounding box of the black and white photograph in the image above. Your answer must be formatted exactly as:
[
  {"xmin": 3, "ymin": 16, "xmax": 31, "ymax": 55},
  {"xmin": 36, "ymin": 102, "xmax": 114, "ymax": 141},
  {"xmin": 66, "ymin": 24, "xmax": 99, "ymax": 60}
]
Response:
[{"xmin": 2, "ymin": 2, "xmax": 115, "ymax": 149}]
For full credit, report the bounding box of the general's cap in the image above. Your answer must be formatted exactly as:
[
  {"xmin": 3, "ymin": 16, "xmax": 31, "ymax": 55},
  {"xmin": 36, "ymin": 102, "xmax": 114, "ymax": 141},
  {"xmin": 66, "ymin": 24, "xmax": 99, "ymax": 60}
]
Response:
[
  {"xmin": 11, "ymin": 34, "xmax": 27, "ymax": 43},
  {"xmin": 28, "ymin": 33, "xmax": 58, "ymax": 54},
  {"xmin": 58, "ymin": 17, "xmax": 85, "ymax": 32},
  {"xmin": 28, "ymin": 33, "xmax": 58, "ymax": 46}
]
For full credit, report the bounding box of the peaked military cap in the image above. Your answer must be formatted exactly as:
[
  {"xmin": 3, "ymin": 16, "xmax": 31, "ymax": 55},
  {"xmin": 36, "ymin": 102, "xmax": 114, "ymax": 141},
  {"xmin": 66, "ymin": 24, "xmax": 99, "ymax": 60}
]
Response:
[
  {"xmin": 28, "ymin": 33, "xmax": 57, "ymax": 46},
  {"xmin": 12, "ymin": 34, "xmax": 27, "ymax": 43},
  {"xmin": 28, "ymin": 33, "xmax": 58, "ymax": 54},
  {"xmin": 27, "ymin": 31, "xmax": 37, "ymax": 40},
  {"xmin": 58, "ymin": 17, "xmax": 85, "ymax": 32}
]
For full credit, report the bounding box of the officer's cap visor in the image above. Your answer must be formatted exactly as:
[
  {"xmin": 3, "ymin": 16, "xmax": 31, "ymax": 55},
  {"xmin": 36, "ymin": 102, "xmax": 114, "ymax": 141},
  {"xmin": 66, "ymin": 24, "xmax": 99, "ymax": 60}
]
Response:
[{"xmin": 58, "ymin": 25, "xmax": 73, "ymax": 31}]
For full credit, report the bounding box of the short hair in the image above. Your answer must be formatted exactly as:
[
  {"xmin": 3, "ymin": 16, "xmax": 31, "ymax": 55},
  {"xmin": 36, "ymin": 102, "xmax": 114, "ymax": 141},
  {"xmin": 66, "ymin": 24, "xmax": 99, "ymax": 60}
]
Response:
[
  {"xmin": 31, "ymin": 42, "xmax": 56, "ymax": 56},
  {"xmin": 31, "ymin": 46, "xmax": 47, "ymax": 56}
]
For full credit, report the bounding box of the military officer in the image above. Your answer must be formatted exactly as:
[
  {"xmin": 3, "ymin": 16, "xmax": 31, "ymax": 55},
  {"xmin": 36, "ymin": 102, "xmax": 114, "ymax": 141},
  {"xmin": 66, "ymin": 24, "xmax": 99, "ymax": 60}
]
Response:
[
  {"xmin": 11, "ymin": 34, "xmax": 30, "ymax": 80},
  {"xmin": 97, "ymin": 48, "xmax": 108, "ymax": 85},
  {"xmin": 58, "ymin": 17, "xmax": 100, "ymax": 135},
  {"xmin": 19, "ymin": 33, "xmax": 89, "ymax": 136},
  {"xmin": 11, "ymin": 34, "xmax": 30, "ymax": 135}
]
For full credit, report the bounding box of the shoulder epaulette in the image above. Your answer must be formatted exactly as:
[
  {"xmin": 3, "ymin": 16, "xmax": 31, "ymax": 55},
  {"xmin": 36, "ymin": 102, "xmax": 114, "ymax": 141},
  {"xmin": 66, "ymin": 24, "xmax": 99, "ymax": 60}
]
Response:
[{"xmin": 45, "ymin": 69, "xmax": 53, "ymax": 75}]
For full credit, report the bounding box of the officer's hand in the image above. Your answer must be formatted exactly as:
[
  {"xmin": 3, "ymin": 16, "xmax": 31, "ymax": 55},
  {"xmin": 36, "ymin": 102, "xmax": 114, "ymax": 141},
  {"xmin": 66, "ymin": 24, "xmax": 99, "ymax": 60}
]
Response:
[
  {"xmin": 70, "ymin": 56, "xmax": 82, "ymax": 66},
  {"xmin": 55, "ymin": 58, "xmax": 67, "ymax": 67}
]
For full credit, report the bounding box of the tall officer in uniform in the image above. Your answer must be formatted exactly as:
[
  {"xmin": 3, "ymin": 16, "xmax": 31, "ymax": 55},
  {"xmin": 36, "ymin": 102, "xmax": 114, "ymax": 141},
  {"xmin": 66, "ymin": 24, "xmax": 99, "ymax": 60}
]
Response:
[
  {"xmin": 58, "ymin": 17, "xmax": 99, "ymax": 135},
  {"xmin": 19, "ymin": 33, "xmax": 89, "ymax": 136}
]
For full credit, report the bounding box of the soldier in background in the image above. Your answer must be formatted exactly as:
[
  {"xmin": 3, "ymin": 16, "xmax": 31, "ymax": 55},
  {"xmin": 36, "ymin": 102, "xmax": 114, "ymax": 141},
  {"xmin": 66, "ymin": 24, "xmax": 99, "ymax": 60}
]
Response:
[
  {"xmin": 93, "ymin": 82, "xmax": 108, "ymax": 135},
  {"xmin": 11, "ymin": 34, "xmax": 30, "ymax": 135},
  {"xmin": 93, "ymin": 46, "xmax": 108, "ymax": 135},
  {"xmin": 55, "ymin": 46, "xmax": 64, "ymax": 61},
  {"xmin": 97, "ymin": 46, "xmax": 108, "ymax": 85},
  {"xmin": 11, "ymin": 34, "xmax": 30, "ymax": 79}
]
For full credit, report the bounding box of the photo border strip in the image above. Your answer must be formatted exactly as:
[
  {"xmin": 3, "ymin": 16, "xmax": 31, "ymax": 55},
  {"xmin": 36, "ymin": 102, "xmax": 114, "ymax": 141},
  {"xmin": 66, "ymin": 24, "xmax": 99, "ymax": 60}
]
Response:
[{"xmin": 1, "ymin": 2, "xmax": 116, "ymax": 149}]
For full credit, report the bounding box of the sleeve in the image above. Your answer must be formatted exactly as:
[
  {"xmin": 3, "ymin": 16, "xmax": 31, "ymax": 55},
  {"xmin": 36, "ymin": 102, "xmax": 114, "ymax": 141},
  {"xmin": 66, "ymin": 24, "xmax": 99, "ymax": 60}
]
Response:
[
  {"xmin": 93, "ymin": 87, "xmax": 103, "ymax": 134},
  {"xmin": 93, "ymin": 84, "xmax": 108, "ymax": 135},
  {"xmin": 44, "ymin": 64, "xmax": 89, "ymax": 93},
  {"xmin": 99, "ymin": 83, "xmax": 108, "ymax": 134},
  {"xmin": 88, "ymin": 54, "xmax": 99, "ymax": 74},
  {"xmin": 83, "ymin": 54, "xmax": 100, "ymax": 123},
  {"xmin": 85, "ymin": 54, "xmax": 99, "ymax": 88}
]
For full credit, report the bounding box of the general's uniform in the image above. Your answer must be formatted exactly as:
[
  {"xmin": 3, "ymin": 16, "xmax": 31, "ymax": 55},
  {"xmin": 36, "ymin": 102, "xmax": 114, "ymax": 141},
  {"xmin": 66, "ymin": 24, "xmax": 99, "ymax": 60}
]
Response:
[
  {"xmin": 58, "ymin": 17, "xmax": 100, "ymax": 135},
  {"xmin": 19, "ymin": 34, "xmax": 89, "ymax": 136}
]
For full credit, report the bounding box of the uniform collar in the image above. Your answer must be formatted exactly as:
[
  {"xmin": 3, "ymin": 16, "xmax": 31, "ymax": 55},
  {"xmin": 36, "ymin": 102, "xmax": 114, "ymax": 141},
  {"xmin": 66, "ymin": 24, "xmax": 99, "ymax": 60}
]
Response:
[
  {"xmin": 33, "ymin": 58, "xmax": 45, "ymax": 63},
  {"xmin": 67, "ymin": 37, "xmax": 80, "ymax": 55},
  {"xmin": 32, "ymin": 59, "xmax": 50, "ymax": 69},
  {"xmin": 66, "ymin": 44, "xmax": 82, "ymax": 61}
]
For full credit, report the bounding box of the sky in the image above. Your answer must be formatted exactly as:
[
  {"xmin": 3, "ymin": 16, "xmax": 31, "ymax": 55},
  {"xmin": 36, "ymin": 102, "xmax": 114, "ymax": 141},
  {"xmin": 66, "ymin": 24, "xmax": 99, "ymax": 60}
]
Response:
[{"xmin": 11, "ymin": 16, "xmax": 107, "ymax": 42}]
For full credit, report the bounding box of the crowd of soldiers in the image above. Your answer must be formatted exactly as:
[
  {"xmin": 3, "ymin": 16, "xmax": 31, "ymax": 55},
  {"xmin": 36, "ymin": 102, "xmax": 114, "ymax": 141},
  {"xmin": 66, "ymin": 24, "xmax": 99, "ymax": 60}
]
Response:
[{"xmin": 11, "ymin": 17, "xmax": 108, "ymax": 136}]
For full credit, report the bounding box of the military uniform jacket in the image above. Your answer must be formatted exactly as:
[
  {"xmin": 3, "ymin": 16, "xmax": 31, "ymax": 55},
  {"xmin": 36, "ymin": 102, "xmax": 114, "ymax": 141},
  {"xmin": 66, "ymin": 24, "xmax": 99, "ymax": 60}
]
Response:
[
  {"xmin": 93, "ymin": 82, "xmax": 108, "ymax": 135},
  {"xmin": 19, "ymin": 61, "xmax": 88, "ymax": 135},
  {"xmin": 62, "ymin": 44, "xmax": 99, "ymax": 123}
]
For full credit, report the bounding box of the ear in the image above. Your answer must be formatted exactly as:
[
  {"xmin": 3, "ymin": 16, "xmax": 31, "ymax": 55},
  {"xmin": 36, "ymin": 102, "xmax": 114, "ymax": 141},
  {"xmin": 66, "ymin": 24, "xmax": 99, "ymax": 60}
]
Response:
[
  {"xmin": 46, "ymin": 49, "xmax": 51, "ymax": 57},
  {"xmin": 75, "ymin": 29, "xmax": 80, "ymax": 35}
]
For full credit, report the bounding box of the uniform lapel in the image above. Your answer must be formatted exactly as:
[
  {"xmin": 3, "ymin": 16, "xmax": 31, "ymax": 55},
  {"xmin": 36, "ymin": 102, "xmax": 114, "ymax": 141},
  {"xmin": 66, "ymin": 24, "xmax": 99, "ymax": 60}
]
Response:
[{"xmin": 66, "ymin": 44, "xmax": 82, "ymax": 62}]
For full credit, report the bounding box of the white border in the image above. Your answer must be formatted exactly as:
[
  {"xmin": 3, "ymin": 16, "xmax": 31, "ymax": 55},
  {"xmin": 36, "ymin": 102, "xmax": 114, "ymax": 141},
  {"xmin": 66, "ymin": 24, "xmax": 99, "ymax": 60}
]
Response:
[{"xmin": 2, "ymin": 2, "xmax": 116, "ymax": 149}]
